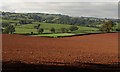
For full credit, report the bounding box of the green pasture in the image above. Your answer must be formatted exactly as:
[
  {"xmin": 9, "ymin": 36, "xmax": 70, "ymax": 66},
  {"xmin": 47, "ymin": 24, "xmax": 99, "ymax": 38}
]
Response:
[{"xmin": 15, "ymin": 22, "xmax": 99, "ymax": 34}]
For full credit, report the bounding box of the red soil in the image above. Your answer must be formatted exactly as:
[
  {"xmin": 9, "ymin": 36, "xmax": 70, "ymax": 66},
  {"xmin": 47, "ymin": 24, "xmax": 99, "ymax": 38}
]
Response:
[{"xmin": 2, "ymin": 33, "xmax": 119, "ymax": 65}]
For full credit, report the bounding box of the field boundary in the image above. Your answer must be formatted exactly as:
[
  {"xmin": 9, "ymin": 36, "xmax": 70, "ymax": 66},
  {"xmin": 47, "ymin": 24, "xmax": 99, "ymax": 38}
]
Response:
[{"xmin": 14, "ymin": 32, "xmax": 118, "ymax": 38}]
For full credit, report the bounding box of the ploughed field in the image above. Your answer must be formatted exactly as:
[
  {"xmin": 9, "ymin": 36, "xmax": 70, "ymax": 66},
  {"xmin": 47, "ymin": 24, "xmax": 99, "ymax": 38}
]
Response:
[{"xmin": 2, "ymin": 33, "xmax": 118, "ymax": 65}]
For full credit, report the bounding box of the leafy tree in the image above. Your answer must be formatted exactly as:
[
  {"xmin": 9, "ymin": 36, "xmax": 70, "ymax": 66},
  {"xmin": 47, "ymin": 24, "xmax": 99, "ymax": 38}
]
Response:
[
  {"xmin": 2, "ymin": 22, "xmax": 10, "ymax": 27},
  {"xmin": 116, "ymin": 29, "xmax": 120, "ymax": 31},
  {"xmin": 38, "ymin": 28, "xmax": 44, "ymax": 34},
  {"xmin": 34, "ymin": 26, "xmax": 38, "ymax": 29},
  {"xmin": 31, "ymin": 32, "xmax": 34, "ymax": 35},
  {"xmin": 38, "ymin": 24, "xmax": 41, "ymax": 28},
  {"xmin": 19, "ymin": 20, "xmax": 32, "ymax": 24},
  {"xmin": 61, "ymin": 28, "xmax": 68, "ymax": 33},
  {"xmin": 37, "ymin": 24, "xmax": 41, "ymax": 29},
  {"xmin": 4, "ymin": 25, "xmax": 15, "ymax": 34},
  {"xmin": 32, "ymin": 15, "xmax": 42, "ymax": 21},
  {"xmin": 15, "ymin": 23, "xmax": 17, "ymax": 27},
  {"xmin": 69, "ymin": 25, "xmax": 79, "ymax": 32},
  {"xmin": 34, "ymin": 24, "xmax": 41, "ymax": 29},
  {"xmin": 50, "ymin": 28, "xmax": 55, "ymax": 33},
  {"xmin": 100, "ymin": 20, "xmax": 114, "ymax": 33}
]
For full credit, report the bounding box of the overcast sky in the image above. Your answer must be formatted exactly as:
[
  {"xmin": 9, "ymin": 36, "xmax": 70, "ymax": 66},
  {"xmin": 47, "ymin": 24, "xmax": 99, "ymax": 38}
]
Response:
[{"xmin": 0, "ymin": 0, "xmax": 119, "ymax": 19}]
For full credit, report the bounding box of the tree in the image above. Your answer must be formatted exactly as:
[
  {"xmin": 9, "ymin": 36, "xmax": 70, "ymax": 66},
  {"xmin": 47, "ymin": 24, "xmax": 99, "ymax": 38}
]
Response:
[
  {"xmin": 19, "ymin": 20, "xmax": 32, "ymax": 24},
  {"xmin": 38, "ymin": 28, "xmax": 44, "ymax": 34},
  {"xmin": 61, "ymin": 28, "xmax": 68, "ymax": 33},
  {"xmin": 38, "ymin": 24, "xmax": 41, "ymax": 28},
  {"xmin": 69, "ymin": 25, "xmax": 78, "ymax": 32},
  {"xmin": 4, "ymin": 25, "xmax": 15, "ymax": 34},
  {"xmin": 15, "ymin": 23, "xmax": 17, "ymax": 27},
  {"xmin": 50, "ymin": 28, "xmax": 55, "ymax": 33},
  {"xmin": 31, "ymin": 32, "xmax": 34, "ymax": 35},
  {"xmin": 34, "ymin": 24, "xmax": 41, "ymax": 29},
  {"xmin": 100, "ymin": 20, "xmax": 114, "ymax": 33},
  {"xmin": 32, "ymin": 15, "xmax": 42, "ymax": 21},
  {"xmin": 37, "ymin": 24, "xmax": 41, "ymax": 29},
  {"xmin": 2, "ymin": 22, "xmax": 10, "ymax": 27}
]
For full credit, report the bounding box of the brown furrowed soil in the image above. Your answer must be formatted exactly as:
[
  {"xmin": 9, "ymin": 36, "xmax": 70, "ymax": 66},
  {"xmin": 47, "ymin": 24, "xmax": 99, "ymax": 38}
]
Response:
[{"xmin": 2, "ymin": 33, "xmax": 118, "ymax": 65}]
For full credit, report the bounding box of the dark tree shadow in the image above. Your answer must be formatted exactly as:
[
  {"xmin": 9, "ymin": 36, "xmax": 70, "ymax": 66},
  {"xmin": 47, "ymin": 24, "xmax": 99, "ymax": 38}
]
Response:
[{"xmin": 2, "ymin": 61, "xmax": 120, "ymax": 72}]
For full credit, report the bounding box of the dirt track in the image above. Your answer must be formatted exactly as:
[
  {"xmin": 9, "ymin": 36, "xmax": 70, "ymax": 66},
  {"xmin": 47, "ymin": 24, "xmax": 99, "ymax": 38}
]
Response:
[{"xmin": 2, "ymin": 33, "xmax": 118, "ymax": 65}]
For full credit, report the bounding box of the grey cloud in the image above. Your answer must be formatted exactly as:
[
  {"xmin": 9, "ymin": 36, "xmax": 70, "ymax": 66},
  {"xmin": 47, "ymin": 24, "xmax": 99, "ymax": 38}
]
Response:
[
  {"xmin": 0, "ymin": 2, "xmax": 118, "ymax": 18},
  {"xmin": 54, "ymin": 2, "xmax": 118, "ymax": 18}
]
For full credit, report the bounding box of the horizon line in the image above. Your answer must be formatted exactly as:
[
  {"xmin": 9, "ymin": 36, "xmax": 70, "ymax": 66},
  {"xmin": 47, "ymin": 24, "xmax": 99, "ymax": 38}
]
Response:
[{"xmin": 0, "ymin": 11, "xmax": 118, "ymax": 19}]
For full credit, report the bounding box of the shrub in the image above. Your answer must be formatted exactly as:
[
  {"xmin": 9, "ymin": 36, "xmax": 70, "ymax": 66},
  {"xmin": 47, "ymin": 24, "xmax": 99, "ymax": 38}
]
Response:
[
  {"xmin": 69, "ymin": 25, "xmax": 78, "ymax": 32},
  {"xmin": 4, "ymin": 25, "xmax": 15, "ymax": 34},
  {"xmin": 61, "ymin": 28, "xmax": 68, "ymax": 33},
  {"xmin": 50, "ymin": 28, "xmax": 55, "ymax": 33},
  {"xmin": 100, "ymin": 20, "xmax": 114, "ymax": 33},
  {"xmin": 38, "ymin": 28, "xmax": 44, "ymax": 34},
  {"xmin": 31, "ymin": 32, "xmax": 33, "ymax": 35}
]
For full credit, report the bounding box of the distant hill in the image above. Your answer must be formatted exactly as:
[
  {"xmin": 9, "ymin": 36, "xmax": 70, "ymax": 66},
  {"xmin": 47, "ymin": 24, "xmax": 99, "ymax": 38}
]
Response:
[{"xmin": 1, "ymin": 11, "xmax": 120, "ymax": 28}]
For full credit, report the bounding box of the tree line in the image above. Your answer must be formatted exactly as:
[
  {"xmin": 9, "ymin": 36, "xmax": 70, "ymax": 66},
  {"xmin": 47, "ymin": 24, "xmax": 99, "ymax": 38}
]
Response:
[
  {"xmin": 2, "ymin": 11, "xmax": 119, "ymax": 27},
  {"xmin": 32, "ymin": 24, "xmax": 79, "ymax": 35}
]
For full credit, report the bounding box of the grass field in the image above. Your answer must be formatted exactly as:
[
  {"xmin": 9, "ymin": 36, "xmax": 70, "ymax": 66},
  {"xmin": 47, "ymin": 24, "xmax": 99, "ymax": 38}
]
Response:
[
  {"xmin": 2, "ymin": 19, "xmax": 100, "ymax": 37},
  {"xmin": 31, "ymin": 33, "xmax": 75, "ymax": 37},
  {"xmin": 1, "ymin": 19, "xmax": 19, "ymax": 23},
  {"xmin": 15, "ymin": 22, "xmax": 99, "ymax": 36}
]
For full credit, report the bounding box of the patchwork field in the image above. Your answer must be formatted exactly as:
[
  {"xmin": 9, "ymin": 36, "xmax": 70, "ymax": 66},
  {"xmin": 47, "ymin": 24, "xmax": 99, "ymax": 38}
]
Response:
[{"xmin": 14, "ymin": 22, "xmax": 99, "ymax": 34}]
